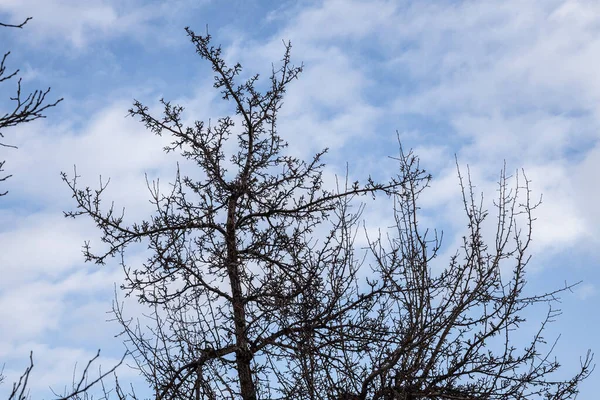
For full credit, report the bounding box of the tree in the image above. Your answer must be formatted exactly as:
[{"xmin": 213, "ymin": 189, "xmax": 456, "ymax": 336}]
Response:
[
  {"xmin": 63, "ymin": 28, "xmax": 593, "ymax": 400},
  {"xmin": 0, "ymin": 17, "xmax": 62, "ymax": 196}
]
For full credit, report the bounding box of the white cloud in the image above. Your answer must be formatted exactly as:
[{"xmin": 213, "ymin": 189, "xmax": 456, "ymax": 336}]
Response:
[
  {"xmin": 0, "ymin": 213, "xmax": 91, "ymax": 287},
  {"xmin": 576, "ymin": 283, "xmax": 597, "ymax": 300},
  {"xmin": 0, "ymin": 267, "xmax": 122, "ymax": 343},
  {"xmin": 0, "ymin": 97, "xmax": 182, "ymax": 397},
  {"xmin": 4, "ymin": 100, "xmax": 176, "ymax": 213},
  {"xmin": 275, "ymin": 0, "xmax": 398, "ymax": 42},
  {"xmin": 0, "ymin": 0, "xmax": 206, "ymax": 49}
]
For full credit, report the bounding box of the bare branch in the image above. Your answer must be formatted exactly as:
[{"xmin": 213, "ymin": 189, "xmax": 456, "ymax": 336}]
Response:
[{"xmin": 0, "ymin": 18, "xmax": 32, "ymax": 29}]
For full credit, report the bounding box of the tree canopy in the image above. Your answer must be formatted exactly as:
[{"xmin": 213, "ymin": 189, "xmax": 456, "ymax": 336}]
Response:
[{"xmin": 57, "ymin": 28, "xmax": 594, "ymax": 400}]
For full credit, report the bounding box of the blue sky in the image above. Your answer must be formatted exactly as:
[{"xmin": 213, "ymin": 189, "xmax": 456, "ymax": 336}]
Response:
[{"xmin": 0, "ymin": 0, "xmax": 598, "ymax": 398}]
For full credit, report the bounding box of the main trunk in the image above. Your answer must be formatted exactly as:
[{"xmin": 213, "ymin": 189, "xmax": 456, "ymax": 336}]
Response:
[{"xmin": 225, "ymin": 195, "xmax": 256, "ymax": 400}]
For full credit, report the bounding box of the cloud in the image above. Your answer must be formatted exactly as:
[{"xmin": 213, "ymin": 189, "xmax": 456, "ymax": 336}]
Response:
[
  {"xmin": 3, "ymin": 99, "xmax": 176, "ymax": 213},
  {"xmin": 273, "ymin": 0, "xmax": 398, "ymax": 42},
  {"xmin": 0, "ymin": 267, "xmax": 128, "ymax": 380},
  {"xmin": 0, "ymin": 0, "xmax": 207, "ymax": 49},
  {"xmin": 576, "ymin": 283, "xmax": 597, "ymax": 300},
  {"xmin": 0, "ymin": 97, "xmax": 182, "ymax": 398},
  {"xmin": 357, "ymin": 1, "xmax": 600, "ymax": 253}
]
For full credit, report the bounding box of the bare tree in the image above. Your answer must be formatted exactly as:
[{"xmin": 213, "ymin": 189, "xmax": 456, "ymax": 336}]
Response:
[
  {"xmin": 0, "ymin": 17, "xmax": 62, "ymax": 196},
  {"xmin": 64, "ymin": 28, "xmax": 594, "ymax": 400}
]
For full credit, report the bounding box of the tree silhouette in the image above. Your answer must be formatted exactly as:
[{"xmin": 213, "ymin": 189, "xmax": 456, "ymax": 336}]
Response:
[{"xmin": 63, "ymin": 28, "xmax": 593, "ymax": 400}]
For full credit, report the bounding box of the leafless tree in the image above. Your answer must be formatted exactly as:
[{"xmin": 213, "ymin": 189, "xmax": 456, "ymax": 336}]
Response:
[
  {"xmin": 63, "ymin": 28, "xmax": 594, "ymax": 400},
  {"xmin": 0, "ymin": 16, "xmax": 62, "ymax": 196}
]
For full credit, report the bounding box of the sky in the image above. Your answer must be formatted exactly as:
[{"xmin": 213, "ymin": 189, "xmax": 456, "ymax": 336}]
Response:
[{"xmin": 0, "ymin": 0, "xmax": 598, "ymax": 398}]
